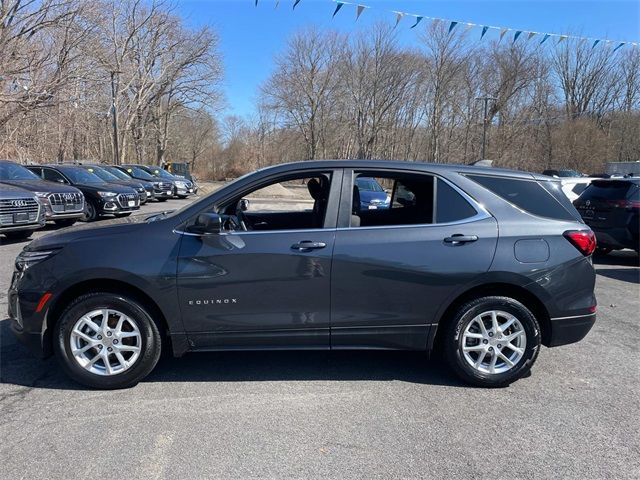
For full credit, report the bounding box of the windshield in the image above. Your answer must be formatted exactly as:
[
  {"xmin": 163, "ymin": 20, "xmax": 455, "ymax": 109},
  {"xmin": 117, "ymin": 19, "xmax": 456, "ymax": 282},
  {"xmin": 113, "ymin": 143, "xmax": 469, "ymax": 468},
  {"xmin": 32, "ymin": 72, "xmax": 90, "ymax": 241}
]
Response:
[
  {"xmin": 103, "ymin": 166, "xmax": 132, "ymax": 180},
  {"xmin": 0, "ymin": 162, "xmax": 41, "ymax": 181},
  {"xmin": 125, "ymin": 166, "xmax": 155, "ymax": 181},
  {"xmin": 356, "ymin": 178, "xmax": 385, "ymax": 192},
  {"xmin": 84, "ymin": 166, "xmax": 120, "ymax": 182},
  {"xmin": 148, "ymin": 167, "xmax": 174, "ymax": 179},
  {"xmin": 60, "ymin": 167, "xmax": 105, "ymax": 184}
]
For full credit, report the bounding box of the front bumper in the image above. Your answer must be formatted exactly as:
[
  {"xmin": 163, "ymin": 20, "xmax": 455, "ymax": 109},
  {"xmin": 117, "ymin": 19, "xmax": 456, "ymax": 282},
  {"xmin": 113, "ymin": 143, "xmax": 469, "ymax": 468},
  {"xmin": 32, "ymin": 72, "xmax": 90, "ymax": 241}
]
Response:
[{"xmin": 547, "ymin": 313, "xmax": 596, "ymax": 347}]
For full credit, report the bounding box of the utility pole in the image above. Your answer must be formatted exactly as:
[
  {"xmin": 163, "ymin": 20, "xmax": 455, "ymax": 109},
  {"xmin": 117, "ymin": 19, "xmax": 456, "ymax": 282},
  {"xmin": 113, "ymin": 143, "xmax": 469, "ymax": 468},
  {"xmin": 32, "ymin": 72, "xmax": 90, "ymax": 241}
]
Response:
[
  {"xmin": 110, "ymin": 71, "xmax": 121, "ymax": 165},
  {"xmin": 476, "ymin": 96, "xmax": 496, "ymax": 160}
]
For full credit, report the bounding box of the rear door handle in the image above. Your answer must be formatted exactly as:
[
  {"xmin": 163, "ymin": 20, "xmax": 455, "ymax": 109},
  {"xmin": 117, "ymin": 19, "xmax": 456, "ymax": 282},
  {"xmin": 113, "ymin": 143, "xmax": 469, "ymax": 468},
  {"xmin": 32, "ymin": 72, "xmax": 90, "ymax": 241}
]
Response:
[
  {"xmin": 443, "ymin": 234, "xmax": 478, "ymax": 245},
  {"xmin": 291, "ymin": 241, "xmax": 327, "ymax": 251}
]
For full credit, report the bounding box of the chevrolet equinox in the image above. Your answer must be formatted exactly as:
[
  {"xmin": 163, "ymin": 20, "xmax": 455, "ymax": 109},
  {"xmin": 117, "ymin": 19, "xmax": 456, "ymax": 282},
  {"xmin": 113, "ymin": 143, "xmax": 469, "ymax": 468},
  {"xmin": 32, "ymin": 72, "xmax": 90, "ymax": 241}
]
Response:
[{"xmin": 9, "ymin": 161, "xmax": 597, "ymax": 389}]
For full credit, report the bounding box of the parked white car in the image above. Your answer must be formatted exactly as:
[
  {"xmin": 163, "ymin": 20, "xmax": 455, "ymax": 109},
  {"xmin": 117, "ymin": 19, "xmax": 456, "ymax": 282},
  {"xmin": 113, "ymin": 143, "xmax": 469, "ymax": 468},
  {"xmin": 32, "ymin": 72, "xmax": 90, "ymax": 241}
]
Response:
[{"xmin": 560, "ymin": 178, "xmax": 597, "ymax": 202}]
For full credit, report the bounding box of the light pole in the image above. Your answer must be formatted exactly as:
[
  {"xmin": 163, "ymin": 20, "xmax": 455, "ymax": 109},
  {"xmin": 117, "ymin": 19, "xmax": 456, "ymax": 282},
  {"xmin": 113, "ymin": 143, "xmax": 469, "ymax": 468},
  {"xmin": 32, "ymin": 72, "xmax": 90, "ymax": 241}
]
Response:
[
  {"xmin": 476, "ymin": 95, "xmax": 496, "ymax": 161},
  {"xmin": 110, "ymin": 71, "xmax": 121, "ymax": 165}
]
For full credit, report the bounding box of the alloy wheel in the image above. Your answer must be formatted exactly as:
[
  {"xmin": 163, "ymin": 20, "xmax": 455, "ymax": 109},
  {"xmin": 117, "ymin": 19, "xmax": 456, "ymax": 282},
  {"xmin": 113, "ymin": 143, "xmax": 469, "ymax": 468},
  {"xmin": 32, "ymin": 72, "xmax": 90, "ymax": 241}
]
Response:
[
  {"xmin": 461, "ymin": 310, "xmax": 527, "ymax": 375},
  {"xmin": 69, "ymin": 309, "xmax": 142, "ymax": 376}
]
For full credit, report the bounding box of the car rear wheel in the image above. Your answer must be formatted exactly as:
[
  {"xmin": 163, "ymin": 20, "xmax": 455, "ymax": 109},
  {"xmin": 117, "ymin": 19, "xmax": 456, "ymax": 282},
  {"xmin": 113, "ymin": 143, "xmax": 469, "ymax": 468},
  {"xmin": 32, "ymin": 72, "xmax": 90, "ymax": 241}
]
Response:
[
  {"xmin": 443, "ymin": 296, "xmax": 541, "ymax": 387},
  {"xmin": 53, "ymin": 293, "xmax": 161, "ymax": 389}
]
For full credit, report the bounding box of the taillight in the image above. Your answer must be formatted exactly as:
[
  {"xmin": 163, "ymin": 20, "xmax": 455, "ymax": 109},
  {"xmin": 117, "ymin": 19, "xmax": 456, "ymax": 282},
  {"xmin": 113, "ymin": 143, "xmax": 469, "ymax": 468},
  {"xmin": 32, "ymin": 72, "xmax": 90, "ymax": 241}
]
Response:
[{"xmin": 563, "ymin": 230, "xmax": 597, "ymax": 256}]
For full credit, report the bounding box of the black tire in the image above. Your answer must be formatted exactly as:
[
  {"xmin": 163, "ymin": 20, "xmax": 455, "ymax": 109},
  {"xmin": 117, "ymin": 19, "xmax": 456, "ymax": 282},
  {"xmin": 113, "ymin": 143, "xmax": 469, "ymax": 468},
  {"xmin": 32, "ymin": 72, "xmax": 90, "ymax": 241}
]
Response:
[
  {"xmin": 53, "ymin": 292, "xmax": 161, "ymax": 389},
  {"xmin": 443, "ymin": 296, "xmax": 541, "ymax": 388},
  {"xmin": 3, "ymin": 230, "xmax": 33, "ymax": 240},
  {"xmin": 55, "ymin": 219, "xmax": 77, "ymax": 228},
  {"xmin": 81, "ymin": 200, "xmax": 98, "ymax": 222}
]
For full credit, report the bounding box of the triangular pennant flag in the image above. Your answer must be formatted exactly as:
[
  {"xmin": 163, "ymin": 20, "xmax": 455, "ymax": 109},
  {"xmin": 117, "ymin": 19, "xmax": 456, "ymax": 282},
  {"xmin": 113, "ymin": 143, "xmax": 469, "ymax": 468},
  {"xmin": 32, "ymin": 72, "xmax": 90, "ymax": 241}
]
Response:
[
  {"xmin": 410, "ymin": 16, "xmax": 423, "ymax": 29},
  {"xmin": 332, "ymin": 1, "xmax": 344, "ymax": 18},
  {"xmin": 499, "ymin": 28, "xmax": 509, "ymax": 41},
  {"xmin": 394, "ymin": 12, "xmax": 404, "ymax": 28},
  {"xmin": 612, "ymin": 42, "xmax": 626, "ymax": 52},
  {"xmin": 480, "ymin": 26, "xmax": 489, "ymax": 39},
  {"xmin": 527, "ymin": 32, "xmax": 537, "ymax": 41},
  {"xmin": 592, "ymin": 39, "xmax": 601, "ymax": 49},
  {"xmin": 448, "ymin": 21, "xmax": 458, "ymax": 33},
  {"xmin": 293, "ymin": 0, "xmax": 301, "ymax": 9},
  {"xmin": 540, "ymin": 33, "xmax": 551, "ymax": 45},
  {"xmin": 513, "ymin": 31, "xmax": 522, "ymax": 43},
  {"xmin": 356, "ymin": 5, "xmax": 365, "ymax": 21}
]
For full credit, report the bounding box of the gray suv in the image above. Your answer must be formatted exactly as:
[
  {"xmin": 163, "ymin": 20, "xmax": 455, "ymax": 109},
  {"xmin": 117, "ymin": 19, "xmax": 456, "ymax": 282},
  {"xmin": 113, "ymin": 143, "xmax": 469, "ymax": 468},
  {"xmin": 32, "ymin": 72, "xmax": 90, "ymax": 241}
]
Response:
[{"xmin": 9, "ymin": 161, "xmax": 596, "ymax": 389}]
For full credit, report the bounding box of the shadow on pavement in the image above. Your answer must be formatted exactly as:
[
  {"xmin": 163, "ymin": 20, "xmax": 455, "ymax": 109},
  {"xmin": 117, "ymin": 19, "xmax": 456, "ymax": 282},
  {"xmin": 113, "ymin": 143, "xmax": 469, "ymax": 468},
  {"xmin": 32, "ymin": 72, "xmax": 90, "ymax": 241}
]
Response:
[{"xmin": 0, "ymin": 319, "xmax": 464, "ymax": 391}]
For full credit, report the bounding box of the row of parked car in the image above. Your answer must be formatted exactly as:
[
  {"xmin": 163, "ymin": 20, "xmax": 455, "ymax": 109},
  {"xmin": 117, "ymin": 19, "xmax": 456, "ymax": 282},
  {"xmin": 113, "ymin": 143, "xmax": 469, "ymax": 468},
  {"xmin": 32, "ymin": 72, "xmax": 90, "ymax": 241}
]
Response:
[{"xmin": 0, "ymin": 160, "xmax": 197, "ymax": 239}]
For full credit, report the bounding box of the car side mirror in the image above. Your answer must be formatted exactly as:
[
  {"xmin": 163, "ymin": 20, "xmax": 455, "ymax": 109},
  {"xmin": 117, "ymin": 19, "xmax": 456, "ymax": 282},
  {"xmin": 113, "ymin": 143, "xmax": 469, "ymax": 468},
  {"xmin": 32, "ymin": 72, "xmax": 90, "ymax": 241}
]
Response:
[{"xmin": 195, "ymin": 213, "xmax": 222, "ymax": 234}]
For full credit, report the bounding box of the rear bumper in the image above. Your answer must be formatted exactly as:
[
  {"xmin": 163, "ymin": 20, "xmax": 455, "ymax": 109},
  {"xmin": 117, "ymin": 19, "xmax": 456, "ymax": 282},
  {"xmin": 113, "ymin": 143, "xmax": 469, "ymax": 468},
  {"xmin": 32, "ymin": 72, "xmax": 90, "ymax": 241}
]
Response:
[{"xmin": 548, "ymin": 313, "xmax": 596, "ymax": 347}]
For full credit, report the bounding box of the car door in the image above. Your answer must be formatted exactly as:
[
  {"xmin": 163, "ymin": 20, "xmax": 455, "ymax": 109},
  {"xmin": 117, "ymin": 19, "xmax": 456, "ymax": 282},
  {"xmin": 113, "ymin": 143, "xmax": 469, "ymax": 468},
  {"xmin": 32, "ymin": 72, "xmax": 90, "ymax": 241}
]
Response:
[
  {"xmin": 331, "ymin": 169, "xmax": 498, "ymax": 350},
  {"xmin": 176, "ymin": 169, "xmax": 342, "ymax": 350}
]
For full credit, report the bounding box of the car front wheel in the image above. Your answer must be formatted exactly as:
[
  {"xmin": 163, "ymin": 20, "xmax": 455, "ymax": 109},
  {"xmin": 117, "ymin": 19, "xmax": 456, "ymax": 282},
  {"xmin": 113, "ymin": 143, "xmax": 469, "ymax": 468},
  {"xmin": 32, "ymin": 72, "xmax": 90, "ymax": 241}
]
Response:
[
  {"xmin": 53, "ymin": 293, "xmax": 161, "ymax": 389},
  {"xmin": 443, "ymin": 296, "xmax": 541, "ymax": 387}
]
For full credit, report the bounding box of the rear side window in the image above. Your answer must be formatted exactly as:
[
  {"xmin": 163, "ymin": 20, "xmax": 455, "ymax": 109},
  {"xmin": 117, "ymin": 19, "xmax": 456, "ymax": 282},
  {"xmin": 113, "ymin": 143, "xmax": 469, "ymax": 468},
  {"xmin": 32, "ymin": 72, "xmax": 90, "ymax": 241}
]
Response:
[
  {"xmin": 435, "ymin": 179, "xmax": 478, "ymax": 223},
  {"xmin": 467, "ymin": 175, "xmax": 577, "ymax": 221}
]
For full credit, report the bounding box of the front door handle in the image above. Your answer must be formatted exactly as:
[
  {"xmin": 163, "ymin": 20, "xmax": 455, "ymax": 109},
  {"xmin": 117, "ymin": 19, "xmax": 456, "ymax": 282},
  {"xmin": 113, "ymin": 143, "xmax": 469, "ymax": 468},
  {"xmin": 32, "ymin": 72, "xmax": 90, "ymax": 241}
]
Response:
[
  {"xmin": 443, "ymin": 234, "xmax": 478, "ymax": 245},
  {"xmin": 291, "ymin": 241, "xmax": 327, "ymax": 251}
]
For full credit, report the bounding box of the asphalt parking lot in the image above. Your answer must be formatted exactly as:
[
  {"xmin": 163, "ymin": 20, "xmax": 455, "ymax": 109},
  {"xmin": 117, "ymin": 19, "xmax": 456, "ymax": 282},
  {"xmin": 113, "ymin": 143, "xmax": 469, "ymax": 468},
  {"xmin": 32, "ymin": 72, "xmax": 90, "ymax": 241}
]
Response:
[{"xmin": 1, "ymin": 194, "xmax": 639, "ymax": 479}]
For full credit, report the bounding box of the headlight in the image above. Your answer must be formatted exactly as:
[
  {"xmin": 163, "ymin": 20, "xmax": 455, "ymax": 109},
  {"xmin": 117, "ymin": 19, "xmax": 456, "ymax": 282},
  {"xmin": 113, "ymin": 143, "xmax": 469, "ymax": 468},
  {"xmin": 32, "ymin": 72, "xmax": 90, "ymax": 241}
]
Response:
[
  {"xmin": 97, "ymin": 191, "xmax": 117, "ymax": 198},
  {"xmin": 15, "ymin": 249, "xmax": 59, "ymax": 272}
]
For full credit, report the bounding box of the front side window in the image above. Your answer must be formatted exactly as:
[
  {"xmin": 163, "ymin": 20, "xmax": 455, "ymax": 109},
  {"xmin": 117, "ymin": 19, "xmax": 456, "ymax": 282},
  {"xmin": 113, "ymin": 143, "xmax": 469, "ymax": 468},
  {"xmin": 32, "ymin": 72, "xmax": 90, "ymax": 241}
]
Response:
[
  {"xmin": 43, "ymin": 168, "xmax": 67, "ymax": 183},
  {"xmin": 350, "ymin": 172, "xmax": 477, "ymax": 228},
  {"xmin": 214, "ymin": 173, "xmax": 333, "ymax": 232}
]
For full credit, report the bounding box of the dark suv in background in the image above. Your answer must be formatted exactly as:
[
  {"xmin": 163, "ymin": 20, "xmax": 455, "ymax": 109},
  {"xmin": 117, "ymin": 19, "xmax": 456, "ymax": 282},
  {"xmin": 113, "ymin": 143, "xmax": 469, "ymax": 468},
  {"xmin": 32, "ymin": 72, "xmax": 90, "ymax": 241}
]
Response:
[
  {"xmin": 114, "ymin": 165, "xmax": 173, "ymax": 201},
  {"xmin": 9, "ymin": 160, "xmax": 596, "ymax": 390},
  {"xmin": 27, "ymin": 165, "xmax": 140, "ymax": 222},
  {"xmin": 123, "ymin": 164, "xmax": 193, "ymax": 199},
  {"xmin": 78, "ymin": 165, "xmax": 149, "ymax": 204},
  {"xmin": 574, "ymin": 178, "xmax": 640, "ymax": 254},
  {"xmin": 0, "ymin": 160, "xmax": 84, "ymax": 227}
]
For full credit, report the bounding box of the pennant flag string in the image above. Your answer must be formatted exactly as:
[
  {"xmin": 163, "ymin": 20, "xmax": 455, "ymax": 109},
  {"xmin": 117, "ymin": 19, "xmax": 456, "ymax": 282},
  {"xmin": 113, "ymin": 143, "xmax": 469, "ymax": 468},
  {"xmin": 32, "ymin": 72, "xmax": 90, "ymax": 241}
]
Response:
[
  {"xmin": 332, "ymin": 1, "xmax": 343, "ymax": 17},
  {"xmin": 410, "ymin": 16, "xmax": 423, "ymax": 29},
  {"xmin": 255, "ymin": 0, "xmax": 637, "ymax": 51}
]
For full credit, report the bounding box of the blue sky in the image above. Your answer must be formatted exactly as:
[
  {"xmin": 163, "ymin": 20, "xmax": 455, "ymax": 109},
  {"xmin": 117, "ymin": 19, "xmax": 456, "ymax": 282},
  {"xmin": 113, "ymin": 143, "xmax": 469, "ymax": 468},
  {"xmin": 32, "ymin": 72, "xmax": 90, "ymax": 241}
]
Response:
[{"xmin": 176, "ymin": 0, "xmax": 640, "ymax": 118}]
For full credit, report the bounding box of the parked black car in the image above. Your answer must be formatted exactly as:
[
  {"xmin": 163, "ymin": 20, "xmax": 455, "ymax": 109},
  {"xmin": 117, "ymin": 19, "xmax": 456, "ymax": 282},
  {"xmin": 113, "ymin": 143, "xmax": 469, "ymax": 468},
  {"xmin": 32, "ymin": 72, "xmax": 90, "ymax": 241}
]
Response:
[
  {"xmin": 125, "ymin": 164, "xmax": 193, "ymax": 199},
  {"xmin": 9, "ymin": 160, "xmax": 596, "ymax": 389},
  {"xmin": 101, "ymin": 165, "xmax": 155, "ymax": 202},
  {"xmin": 0, "ymin": 183, "xmax": 45, "ymax": 239},
  {"xmin": 574, "ymin": 179, "xmax": 640, "ymax": 254},
  {"xmin": 26, "ymin": 165, "xmax": 140, "ymax": 222},
  {"xmin": 0, "ymin": 160, "xmax": 84, "ymax": 227},
  {"xmin": 113, "ymin": 165, "xmax": 172, "ymax": 201},
  {"xmin": 78, "ymin": 165, "xmax": 149, "ymax": 204}
]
